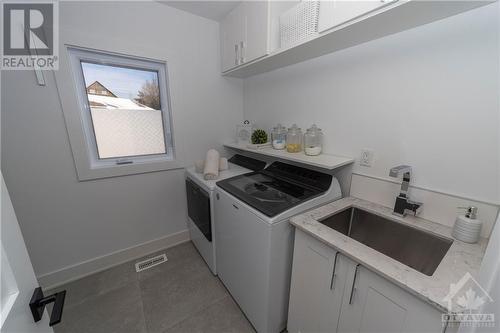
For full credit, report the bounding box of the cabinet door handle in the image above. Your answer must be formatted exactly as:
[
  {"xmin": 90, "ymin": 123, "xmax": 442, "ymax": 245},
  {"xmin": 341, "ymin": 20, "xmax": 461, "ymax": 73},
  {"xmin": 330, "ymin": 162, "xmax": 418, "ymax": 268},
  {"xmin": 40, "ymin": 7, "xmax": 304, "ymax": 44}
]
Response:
[
  {"xmin": 330, "ymin": 252, "xmax": 340, "ymax": 290},
  {"xmin": 349, "ymin": 264, "xmax": 361, "ymax": 305},
  {"xmin": 239, "ymin": 41, "xmax": 245, "ymax": 64},
  {"xmin": 232, "ymin": 204, "xmax": 239, "ymax": 210},
  {"xmin": 442, "ymin": 318, "xmax": 449, "ymax": 333},
  {"xmin": 234, "ymin": 44, "xmax": 239, "ymax": 65}
]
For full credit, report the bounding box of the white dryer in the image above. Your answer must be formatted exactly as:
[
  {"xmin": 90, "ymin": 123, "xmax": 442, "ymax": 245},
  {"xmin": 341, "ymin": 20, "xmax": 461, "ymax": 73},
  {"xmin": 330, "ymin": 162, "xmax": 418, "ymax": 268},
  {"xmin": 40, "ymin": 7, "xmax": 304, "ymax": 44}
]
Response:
[{"xmin": 185, "ymin": 154, "xmax": 265, "ymax": 274}]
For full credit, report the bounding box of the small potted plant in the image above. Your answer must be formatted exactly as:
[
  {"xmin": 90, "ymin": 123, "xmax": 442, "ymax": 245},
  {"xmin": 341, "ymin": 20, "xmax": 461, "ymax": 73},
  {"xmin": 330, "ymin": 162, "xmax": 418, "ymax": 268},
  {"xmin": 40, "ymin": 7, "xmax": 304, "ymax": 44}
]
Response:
[{"xmin": 248, "ymin": 129, "xmax": 270, "ymax": 150}]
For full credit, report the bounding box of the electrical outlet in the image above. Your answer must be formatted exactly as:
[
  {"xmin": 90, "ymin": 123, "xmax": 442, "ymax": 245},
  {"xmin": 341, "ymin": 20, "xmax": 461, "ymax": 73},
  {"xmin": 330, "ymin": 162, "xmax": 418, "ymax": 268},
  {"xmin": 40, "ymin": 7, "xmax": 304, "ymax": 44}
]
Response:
[{"xmin": 360, "ymin": 149, "xmax": 374, "ymax": 167}]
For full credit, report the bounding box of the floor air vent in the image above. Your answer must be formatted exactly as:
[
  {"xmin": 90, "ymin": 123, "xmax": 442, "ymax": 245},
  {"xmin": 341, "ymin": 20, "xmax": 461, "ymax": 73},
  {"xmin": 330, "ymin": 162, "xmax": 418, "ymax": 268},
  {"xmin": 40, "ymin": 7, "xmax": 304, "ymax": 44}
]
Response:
[{"xmin": 135, "ymin": 253, "xmax": 167, "ymax": 272}]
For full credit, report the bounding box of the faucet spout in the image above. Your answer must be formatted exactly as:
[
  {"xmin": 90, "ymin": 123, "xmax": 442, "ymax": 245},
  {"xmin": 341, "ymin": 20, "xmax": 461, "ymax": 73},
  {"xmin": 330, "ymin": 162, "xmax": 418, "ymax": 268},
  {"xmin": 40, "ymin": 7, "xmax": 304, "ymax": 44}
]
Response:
[
  {"xmin": 389, "ymin": 165, "xmax": 422, "ymax": 217},
  {"xmin": 389, "ymin": 165, "xmax": 412, "ymax": 178}
]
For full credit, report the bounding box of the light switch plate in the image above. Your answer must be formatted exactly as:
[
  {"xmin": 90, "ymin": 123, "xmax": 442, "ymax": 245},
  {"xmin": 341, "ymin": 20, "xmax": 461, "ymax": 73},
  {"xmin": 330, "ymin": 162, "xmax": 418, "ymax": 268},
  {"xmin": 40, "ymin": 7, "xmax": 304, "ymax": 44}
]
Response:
[{"xmin": 360, "ymin": 149, "xmax": 374, "ymax": 167}]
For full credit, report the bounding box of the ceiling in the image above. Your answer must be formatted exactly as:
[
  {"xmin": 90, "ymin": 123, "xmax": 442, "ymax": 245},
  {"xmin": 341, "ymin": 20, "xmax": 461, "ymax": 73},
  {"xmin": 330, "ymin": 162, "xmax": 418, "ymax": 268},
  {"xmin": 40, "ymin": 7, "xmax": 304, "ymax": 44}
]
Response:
[{"xmin": 159, "ymin": 1, "xmax": 242, "ymax": 21}]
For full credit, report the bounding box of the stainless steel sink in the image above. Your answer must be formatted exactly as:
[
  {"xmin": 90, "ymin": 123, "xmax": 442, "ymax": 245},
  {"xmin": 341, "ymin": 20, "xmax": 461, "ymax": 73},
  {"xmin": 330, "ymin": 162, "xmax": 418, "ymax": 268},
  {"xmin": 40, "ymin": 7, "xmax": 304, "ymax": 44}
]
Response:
[{"xmin": 318, "ymin": 207, "xmax": 453, "ymax": 276}]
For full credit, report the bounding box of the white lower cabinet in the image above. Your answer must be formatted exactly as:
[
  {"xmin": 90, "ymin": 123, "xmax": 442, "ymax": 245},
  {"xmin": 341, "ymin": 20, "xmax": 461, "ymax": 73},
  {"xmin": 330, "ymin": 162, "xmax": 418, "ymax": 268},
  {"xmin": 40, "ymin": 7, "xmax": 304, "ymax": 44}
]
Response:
[
  {"xmin": 337, "ymin": 260, "xmax": 444, "ymax": 333},
  {"xmin": 288, "ymin": 230, "xmax": 446, "ymax": 333},
  {"xmin": 287, "ymin": 230, "xmax": 348, "ymax": 333}
]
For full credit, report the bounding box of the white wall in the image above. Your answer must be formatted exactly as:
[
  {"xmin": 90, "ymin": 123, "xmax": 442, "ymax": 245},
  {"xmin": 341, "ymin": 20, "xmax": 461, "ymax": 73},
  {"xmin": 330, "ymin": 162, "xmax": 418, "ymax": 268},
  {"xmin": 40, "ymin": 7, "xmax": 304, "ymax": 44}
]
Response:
[
  {"xmin": 244, "ymin": 4, "xmax": 499, "ymax": 231},
  {"xmin": 1, "ymin": 1, "xmax": 243, "ymax": 286}
]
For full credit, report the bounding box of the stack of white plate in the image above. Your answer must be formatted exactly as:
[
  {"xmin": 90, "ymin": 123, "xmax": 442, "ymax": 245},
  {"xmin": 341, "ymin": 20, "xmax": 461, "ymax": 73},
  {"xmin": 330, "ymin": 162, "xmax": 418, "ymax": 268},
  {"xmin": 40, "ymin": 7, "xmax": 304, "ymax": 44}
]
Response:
[{"xmin": 452, "ymin": 216, "xmax": 482, "ymax": 243}]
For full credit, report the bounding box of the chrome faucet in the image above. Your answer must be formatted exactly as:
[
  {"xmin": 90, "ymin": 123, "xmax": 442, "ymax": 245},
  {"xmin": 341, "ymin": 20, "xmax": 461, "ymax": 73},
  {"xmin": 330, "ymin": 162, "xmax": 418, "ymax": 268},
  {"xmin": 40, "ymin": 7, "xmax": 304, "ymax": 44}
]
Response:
[{"xmin": 389, "ymin": 165, "xmax": 422, "ymax": 217}]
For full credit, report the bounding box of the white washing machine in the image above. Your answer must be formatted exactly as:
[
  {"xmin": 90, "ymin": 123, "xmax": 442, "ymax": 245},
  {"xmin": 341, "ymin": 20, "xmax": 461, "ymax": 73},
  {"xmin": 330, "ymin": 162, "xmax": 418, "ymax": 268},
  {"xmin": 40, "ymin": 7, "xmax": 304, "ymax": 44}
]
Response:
[
  {"xmin": 215, "ymin": 161, "xmax": 342, "ymax": 333},
  {"xmin": 185, "ymin": 154, "xmax": 265, "ymax": 274}
]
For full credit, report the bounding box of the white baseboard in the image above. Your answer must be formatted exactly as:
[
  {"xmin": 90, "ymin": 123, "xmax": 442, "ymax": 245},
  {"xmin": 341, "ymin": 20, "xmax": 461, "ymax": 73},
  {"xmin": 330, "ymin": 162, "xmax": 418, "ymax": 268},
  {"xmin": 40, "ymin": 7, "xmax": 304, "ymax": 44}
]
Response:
[{"xmin": 38, "ymin": 229, "xmax": 190, "ymax": 290}]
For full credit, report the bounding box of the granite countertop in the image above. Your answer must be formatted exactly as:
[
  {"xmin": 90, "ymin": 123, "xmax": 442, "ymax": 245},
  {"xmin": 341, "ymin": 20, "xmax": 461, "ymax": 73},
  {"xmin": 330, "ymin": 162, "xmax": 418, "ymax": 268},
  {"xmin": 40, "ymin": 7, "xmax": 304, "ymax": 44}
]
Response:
[{"xmin": 289, "ymin": 197, "xmax": 488, "ymax": 313}]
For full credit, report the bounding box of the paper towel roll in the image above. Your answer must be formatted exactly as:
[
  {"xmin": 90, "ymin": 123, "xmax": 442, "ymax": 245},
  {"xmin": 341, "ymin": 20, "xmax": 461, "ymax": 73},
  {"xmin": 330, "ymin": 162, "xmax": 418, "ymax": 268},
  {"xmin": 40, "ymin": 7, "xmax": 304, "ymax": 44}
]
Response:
[{"xmin": 203, "ymin": 149, "xmax": 220, "ymax": 180}]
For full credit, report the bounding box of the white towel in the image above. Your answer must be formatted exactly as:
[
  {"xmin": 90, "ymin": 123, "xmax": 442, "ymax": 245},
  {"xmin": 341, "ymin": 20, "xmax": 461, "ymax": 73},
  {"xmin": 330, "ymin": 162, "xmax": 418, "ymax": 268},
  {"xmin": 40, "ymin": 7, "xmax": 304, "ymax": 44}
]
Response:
[
  {"xmin": 203, "ymin": 149, "xmax": 220, "ymax": 180},
  {"xmin": 219, "ymin": 158, "xmax": 229, "ymax": 171}
]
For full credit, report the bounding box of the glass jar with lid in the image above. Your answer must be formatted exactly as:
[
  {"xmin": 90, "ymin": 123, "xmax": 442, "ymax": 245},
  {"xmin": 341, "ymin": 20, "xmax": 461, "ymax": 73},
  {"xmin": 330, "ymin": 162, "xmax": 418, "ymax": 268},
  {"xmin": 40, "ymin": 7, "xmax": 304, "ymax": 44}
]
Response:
[
  {"xmin": 304, "ymin": 124, "xmax": 323, "ymax": 156},
  {"xmin": 271, "ymin": 124, "xmax": 287, "ymax": 150},
  {"xmin": 286, "ymin": 124, "xmax": 303, "ymax": 153}
]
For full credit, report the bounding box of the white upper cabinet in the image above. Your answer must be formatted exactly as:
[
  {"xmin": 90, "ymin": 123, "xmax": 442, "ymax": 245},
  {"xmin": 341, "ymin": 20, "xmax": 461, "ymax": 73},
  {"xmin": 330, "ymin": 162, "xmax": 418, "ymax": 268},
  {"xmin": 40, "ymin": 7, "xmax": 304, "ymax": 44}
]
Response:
[
  {"xmin": 318, "ymin": 0, "xmax": 395, "ymax": 33},
  {"xmin": 242, "ymin": 1, "xmax": 270, "ymax": 64},
  {"xmin": 220, "ymin": 1, "xmax": 270, "ymax": 72},
  {"xmin": 222, "ymin": 1, "xmax": 491, "ymax": 78},
  {"xmin": 221, "ymin": 5, "xmax": 243, "ymax": 72}
]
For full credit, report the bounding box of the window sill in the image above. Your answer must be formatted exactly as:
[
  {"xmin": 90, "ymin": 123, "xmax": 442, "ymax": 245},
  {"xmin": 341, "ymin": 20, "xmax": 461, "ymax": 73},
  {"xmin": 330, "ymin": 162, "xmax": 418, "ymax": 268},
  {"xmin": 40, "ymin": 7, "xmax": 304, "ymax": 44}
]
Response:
[{"xmin": 75, "ymin": 159, "xmax": 184, "ymax": 181}]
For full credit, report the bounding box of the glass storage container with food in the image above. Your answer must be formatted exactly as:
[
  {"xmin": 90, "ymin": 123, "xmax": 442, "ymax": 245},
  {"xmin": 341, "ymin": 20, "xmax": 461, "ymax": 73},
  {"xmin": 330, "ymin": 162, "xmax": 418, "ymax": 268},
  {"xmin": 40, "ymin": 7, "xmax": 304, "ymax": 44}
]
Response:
[
  {"xmin": 304, "ymin": 124, "xmax": 323, "ymax": 156},
  {"xmin": 271, "ymin": 124, "xmax": 287, "ymax": 150},
  {"xmin": 286, "ymin": 124, "xmax": 303, "ymax": 153}
]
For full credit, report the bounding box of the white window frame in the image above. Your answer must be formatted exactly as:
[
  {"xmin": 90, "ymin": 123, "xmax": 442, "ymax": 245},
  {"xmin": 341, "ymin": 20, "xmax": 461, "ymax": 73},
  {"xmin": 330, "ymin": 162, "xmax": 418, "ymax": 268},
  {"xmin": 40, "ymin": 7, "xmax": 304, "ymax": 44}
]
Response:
[{"xmin": 56, "ymin": 45, "xmax": 183, "ymax": 181}]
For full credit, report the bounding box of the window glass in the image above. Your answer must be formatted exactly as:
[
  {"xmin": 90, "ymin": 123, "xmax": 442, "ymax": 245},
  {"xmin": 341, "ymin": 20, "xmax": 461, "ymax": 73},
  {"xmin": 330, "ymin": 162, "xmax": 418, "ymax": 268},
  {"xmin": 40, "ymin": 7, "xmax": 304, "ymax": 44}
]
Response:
[{"xmin": 80, "ymin": 62, "xmax": 167, "ymax": 159}]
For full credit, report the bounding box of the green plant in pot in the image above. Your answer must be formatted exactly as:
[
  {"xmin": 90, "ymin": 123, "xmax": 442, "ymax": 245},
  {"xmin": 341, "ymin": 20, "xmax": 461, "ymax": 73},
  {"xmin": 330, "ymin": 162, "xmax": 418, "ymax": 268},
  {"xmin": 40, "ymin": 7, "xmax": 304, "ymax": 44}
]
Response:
[{"xmin": 251, "ymin": 129, "xmax": 268, "ymax": 144}]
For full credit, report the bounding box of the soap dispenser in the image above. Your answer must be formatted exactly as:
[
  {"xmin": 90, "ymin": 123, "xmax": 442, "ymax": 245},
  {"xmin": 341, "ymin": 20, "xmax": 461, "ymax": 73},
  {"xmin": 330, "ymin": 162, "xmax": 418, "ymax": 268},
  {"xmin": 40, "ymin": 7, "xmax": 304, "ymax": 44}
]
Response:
[{"xmin": 451, "ymin": 206, "xmax": 482, "ymax": 243}]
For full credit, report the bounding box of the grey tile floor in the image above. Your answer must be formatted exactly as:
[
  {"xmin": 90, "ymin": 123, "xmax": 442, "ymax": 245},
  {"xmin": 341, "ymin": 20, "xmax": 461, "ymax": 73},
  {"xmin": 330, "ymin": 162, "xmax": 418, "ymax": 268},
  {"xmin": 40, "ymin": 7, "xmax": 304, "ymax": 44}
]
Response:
[{"xmin": 47, "ymin": 241, "xmax": 256, "ymax": 333}]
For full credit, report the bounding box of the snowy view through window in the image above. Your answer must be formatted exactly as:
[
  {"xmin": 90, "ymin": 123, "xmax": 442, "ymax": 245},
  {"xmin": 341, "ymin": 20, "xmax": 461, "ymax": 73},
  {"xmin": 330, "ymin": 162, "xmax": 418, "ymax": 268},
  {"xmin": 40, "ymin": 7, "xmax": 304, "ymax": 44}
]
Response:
[{"xmin": 81, "ymin": 62, "xmax": 166, "ymax": 159}]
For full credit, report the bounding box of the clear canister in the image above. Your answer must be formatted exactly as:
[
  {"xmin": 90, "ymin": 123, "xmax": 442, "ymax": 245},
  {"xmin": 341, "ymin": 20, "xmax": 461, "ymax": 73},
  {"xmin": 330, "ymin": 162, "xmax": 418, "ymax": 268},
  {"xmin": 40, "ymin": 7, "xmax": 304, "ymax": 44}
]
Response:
[
  {"xmin": 286, "ymin": 124, "xmax": 303, "ymax": 153},
  {"xmin": 304, "ymin": 124, "xmax": 323, "ymax": 156},
  {"xmin": 271, "ymin": 124, "xmax": 287, "ymax": 150}
]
